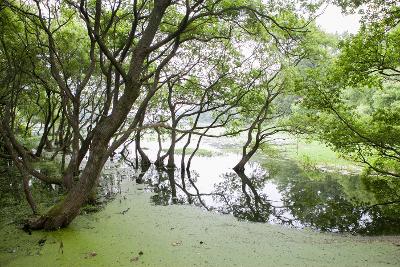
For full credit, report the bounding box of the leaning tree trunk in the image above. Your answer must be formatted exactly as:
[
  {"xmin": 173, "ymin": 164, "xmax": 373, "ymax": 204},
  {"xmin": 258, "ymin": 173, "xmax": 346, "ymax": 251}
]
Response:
[
  {"xmin": 134, "ymin": 111, "xmax": 151, "ymax": 168},
  {"xmin": 22, "ymin": 173, "xmax": 37, "ymax": 215},
  {"xmin": 155, "ymin": 152, "xmax": 168, "ymax": 168},
  {"xmin": 135, "ymin": 161, "xmax": 150, "ymax": 184},
  {"xmin": 166, "ymin": 126, "xmax": 176, "ymax": 169},
  {"xmin": 155, "ymin": 127, "xmax": 163, "ymax": 166},
  {"xmin": 35, "ymin": 111, "xmax": 52, "ymax": 157},
  {"xmin": 30, "ymin": 136, "xmax": 108, "ymax": 230},
  {"xmin": 135, "ymin": 130, "xmax": 151, "ymax": 168},
  {"xmin": 233, "ymin": 140, "xmax": 260, "ymax": 172},
  {"xmin": 28, "ymin": 0, "xmax": 171, "ymax": 230}
]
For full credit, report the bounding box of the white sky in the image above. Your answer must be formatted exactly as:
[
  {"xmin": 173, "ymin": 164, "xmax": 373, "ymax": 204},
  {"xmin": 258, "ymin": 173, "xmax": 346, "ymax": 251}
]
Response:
[{"xmin": 316, "ymin": 5, "xmax": 361, "ymax": 34}]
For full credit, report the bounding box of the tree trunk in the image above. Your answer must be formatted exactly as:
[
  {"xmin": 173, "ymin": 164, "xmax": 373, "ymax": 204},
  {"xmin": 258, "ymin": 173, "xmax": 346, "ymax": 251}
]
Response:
[
  {"xmin": 166, "ymin": 169, "xmax": 177, "ymax": 204},
  {"xmin": 154, "ymin": 152, "xmax": 168, "ymax": 168},
  {"xmin": 30, "ymin": 139, "xmax": 107, "ymax": 230},
  {"xmin": 166, "ymin": 83, "xmax": 176, "ymax": 169},
  {"xmin": 135, "ymin": 130, "xmax": 151, "ymax": 168},
  {"xmin": 135, "ymin": 162, "xmax": 150, "ymax": 184},
  {"xmin": 35, "ymin": 117, "xmax": 51, "ymax": 157},
  {"xmin": 233, "ymin": 141, "xmax": 260, "ymax": 172},
  {"xmin": 166, "ymin": 127, "xmax": 176, "ymax": 169},
  {"xmin": 27, "ymin": 0, "xmax": 171, "ymax": 230},
  {"xmin": 155, "ymin": 127, "xmax": 163, "ymax": 167},
  {"xmin": 35, "ymin": 89, "xmax": 54, "ymax": 157},
  {"xmin": 180, "ymin": 135, "xmax": 192, "ymax": 178},
  {"xmin": 23, "ymin": 174, "xmax": 37, "ymax": 215}
]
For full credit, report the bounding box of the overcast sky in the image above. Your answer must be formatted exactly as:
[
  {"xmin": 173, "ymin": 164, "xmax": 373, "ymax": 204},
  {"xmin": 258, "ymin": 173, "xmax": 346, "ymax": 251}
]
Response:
[{"xmin": 316, "ymin": 5, "xmax": 361, "ymax": 34}]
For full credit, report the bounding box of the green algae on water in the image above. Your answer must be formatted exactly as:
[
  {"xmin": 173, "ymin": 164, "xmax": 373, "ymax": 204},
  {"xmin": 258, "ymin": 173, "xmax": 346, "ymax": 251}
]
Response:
[{"xmin": 1, "ymin": 181, "xmax": 399, "ymax": 267}]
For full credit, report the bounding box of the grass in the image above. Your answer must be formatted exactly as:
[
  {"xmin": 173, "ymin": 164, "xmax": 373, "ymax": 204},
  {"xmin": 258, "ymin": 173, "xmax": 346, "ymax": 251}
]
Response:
[
  {"xmin": 274, "ymin": 138, "xmax": 362, "ymax": 172},
  {"xmin": 218, "ymin": 132, "xmax": 356, "ymax": 168}
]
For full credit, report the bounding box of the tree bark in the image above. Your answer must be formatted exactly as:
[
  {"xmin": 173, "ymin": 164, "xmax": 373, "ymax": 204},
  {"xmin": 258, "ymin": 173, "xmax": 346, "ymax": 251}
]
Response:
[
  {"xmin": 166, "ymin": 84, "xmax": 176, "ymax": 169},
  {"xmin": 166, "ymin": 126, "xmax": 176, "ymax": 169},
  {"xmin": 135, "ymin": 130, "xmax": 151, "ymax": 168},
  {"xmin": 166, "ymin": 169, "xmax": 177, "ymax": 204},
  {"xmin": 23, "ymin": 174, "xmax": 37, "ymax": 215},
  {"xmin": 155, "ymin": 127, "xmax": 163, "ymax": 167},
  {"xmin": 233, "ymin": 141, "xmax": 260, "ymax": 172},
  {"xmin": 30, "ymin": 138, "xmax": 108, "ymax": 230},
  {"xmin": 28, "ymin": 0, "xmax": 172, "ymax": 230}
]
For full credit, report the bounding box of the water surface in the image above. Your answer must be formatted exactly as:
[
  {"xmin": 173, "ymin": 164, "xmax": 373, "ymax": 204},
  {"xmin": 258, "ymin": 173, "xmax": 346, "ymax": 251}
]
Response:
[{"xmin": 107, "ymin": 137, "xmax": 400, "ymax": 236}]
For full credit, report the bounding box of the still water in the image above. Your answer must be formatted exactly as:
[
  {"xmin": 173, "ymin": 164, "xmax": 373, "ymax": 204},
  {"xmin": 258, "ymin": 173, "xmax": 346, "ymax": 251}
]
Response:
[{"xmin": 102, "ymin": 138, "xmax": 400, "ymax": 236}]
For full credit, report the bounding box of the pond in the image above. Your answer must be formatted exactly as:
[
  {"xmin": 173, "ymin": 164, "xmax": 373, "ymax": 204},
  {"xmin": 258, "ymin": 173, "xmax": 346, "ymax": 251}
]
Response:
[
  {"xmin": 1, "ymin": 137, "xmax": 400, "ymax": 266},
  {"xmin": 102, "ymin": 137, "xmax": 400, "ymax": 236}
]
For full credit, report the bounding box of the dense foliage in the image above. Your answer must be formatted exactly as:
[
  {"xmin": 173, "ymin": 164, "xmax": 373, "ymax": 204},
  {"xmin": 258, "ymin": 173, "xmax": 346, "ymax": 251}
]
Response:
[
  {"xmin": 0, "ymin": 0, "xmax": 398, "ymax": 230},
  {"xmin": 292, "ymin": 1, "xmax": 400, "ymax": 179}
]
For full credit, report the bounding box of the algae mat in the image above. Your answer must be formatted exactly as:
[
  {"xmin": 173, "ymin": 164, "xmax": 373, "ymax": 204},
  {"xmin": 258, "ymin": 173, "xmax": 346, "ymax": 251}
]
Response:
[{"xmin": 1, "ymin": 182, "xmax": 399, "ymax": 267}]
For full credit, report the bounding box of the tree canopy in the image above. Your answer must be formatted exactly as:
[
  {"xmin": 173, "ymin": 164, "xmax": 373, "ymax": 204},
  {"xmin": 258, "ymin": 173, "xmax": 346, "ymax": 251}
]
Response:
[{"xmin": 0, "ymin": 0, "xmax": 399, "ymax": 231}]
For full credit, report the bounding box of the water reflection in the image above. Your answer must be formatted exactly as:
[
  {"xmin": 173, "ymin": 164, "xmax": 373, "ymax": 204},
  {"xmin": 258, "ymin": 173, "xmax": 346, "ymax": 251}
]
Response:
[
  {"xmin": 150, "ymin": 168, "xmax": 180, "ymax": 205},
  {"xmin": 137, "ymin": 159, "xmax": 400, "ymax": 235}
]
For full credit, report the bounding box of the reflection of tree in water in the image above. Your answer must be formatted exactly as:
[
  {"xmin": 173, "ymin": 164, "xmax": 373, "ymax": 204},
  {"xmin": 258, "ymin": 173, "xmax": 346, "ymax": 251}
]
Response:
[
  {"xmin": 271, "ymin": 160, "xmax": 400, "ymax": 235},
  {"xmin": 212, "ymin": 169, "xmax": 273, "ymax": 222},
  {"xmin": 144, "ymin": 166, "xmax": 221, "ymax": 209},
  {"xmin": 135, "ymin": 162, "xmax": 150, "ymax": 184},
  {"xmin": 280, "ymin": 174, "xmax": 365, "ymax": 233},
  {"xmin": 148, "ymin": 167, "xmax": 193, "ymax": 206},
  {"xmin": 140, "ymin": 159, "xmax": 400, "ymax": 235},
  {"xmin": 142, "ymin": 163, "xmax": 280, "ymax": 223},
  {"xmin": 355, "ymin": 176, "xmax": 400, "ymax": 234}
]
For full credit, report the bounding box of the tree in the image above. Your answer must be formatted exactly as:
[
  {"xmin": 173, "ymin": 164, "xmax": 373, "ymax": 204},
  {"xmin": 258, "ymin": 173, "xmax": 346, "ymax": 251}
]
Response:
[
  {"xmin": 232, "ymin": 24, "xmax": 331, "ymax": 171},
  {"xmin": 0, "ymin": 0, "xmax": 319, "ymax": 230},
  {"xmin": 291, "ymin": 1, "xmax": 400, "ymax": 179}
]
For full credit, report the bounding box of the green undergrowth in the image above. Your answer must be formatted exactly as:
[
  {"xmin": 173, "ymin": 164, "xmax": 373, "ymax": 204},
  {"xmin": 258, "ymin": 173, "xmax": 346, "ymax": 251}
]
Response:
[
  {"xmin": 270, "ymin": 138, "xmax": 362, "ymax": 173},
  {"xmin": 284, "ymin": 141, "xmax": 351, "ymax": 164}
]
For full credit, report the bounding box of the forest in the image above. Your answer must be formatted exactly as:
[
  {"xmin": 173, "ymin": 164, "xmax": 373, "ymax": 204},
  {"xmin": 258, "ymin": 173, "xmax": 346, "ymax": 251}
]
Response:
[{"xmin": 0, "ymin": 0, "xmax": 399, "ymax": 266}]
